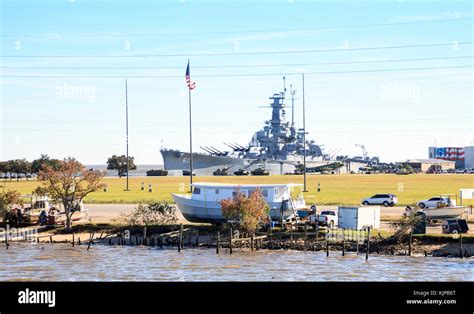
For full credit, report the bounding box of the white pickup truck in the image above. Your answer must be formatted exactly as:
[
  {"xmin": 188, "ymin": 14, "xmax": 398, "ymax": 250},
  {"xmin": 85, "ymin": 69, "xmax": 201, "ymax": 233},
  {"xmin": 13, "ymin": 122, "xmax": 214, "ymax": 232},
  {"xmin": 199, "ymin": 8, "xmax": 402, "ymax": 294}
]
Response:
[{"xmin": 310, "ymin": 210, "xmax": 338, "ymax": 228}]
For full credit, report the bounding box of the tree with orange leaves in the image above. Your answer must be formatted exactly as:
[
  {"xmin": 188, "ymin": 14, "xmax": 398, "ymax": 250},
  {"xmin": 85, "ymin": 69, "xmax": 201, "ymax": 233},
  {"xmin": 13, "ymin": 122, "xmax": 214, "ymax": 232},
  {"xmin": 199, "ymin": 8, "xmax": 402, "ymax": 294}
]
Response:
[
  {"xmin": 220, "ymin": 188, "xmax": 269, "ymax": 234},
  {"xmin": 35, "ymin": 158, "xmax": 105, "ymax": 230}
]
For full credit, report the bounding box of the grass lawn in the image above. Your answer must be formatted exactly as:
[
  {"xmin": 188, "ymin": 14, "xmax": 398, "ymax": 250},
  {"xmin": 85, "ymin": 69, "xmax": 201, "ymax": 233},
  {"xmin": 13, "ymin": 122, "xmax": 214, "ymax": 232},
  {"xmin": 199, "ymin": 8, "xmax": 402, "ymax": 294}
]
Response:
[{"xmin": 1, "ymin": 174, "xmax": 473, "ymax": 206}]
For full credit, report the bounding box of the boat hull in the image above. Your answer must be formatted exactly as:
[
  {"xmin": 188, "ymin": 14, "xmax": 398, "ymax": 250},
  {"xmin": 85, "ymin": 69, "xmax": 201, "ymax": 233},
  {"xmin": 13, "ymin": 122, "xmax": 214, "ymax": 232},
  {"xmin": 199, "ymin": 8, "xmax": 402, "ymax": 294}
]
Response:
[
  {"xmin": 172, "ymin": 193, "xmax": 298, "ymax": 223},
  {"xmin": 422, "ymin": 207, "xmax": 465, "ymax": 219}
]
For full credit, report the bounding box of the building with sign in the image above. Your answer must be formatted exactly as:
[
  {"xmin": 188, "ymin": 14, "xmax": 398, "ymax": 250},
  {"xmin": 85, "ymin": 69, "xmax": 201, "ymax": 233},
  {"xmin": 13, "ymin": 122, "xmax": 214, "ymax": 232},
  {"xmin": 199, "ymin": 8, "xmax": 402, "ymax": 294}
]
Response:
[{"xmin": 428, "ymin": 146, "xmax": 474, "ymax": 169}]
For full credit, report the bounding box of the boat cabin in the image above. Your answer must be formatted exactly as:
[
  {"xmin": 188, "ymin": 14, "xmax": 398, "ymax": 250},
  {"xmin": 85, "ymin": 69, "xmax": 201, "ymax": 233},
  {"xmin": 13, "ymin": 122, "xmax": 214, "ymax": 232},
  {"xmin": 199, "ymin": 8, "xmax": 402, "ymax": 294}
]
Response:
[{"xmin": 190, "ymin": 182, "xmax": 304, "ymax": 208}]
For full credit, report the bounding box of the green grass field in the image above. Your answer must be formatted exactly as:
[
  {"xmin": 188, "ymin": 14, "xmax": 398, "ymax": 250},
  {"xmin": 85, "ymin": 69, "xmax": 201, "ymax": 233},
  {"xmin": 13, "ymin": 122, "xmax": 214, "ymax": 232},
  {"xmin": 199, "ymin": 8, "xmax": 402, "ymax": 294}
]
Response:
[{"xmin": 1, "ymin": 174, "xmax": 473, "ymax": 206}]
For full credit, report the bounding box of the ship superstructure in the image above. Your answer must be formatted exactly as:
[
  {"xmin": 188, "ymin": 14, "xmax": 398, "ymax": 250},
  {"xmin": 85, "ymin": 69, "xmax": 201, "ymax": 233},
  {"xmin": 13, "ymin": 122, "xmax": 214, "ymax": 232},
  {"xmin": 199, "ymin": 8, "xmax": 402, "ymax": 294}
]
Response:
[{"xmin": 161, "ymin": 88, "xmax": 361, "ymax": 175}]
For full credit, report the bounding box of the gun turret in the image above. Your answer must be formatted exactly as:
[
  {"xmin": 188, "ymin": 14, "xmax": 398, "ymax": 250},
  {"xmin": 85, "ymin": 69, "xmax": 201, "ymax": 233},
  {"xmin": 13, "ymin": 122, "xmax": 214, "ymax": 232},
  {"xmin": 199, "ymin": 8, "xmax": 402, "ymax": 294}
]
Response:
[
  {"xmin": 200, "ymin": 146, "xmax": 215, "ymax": 155},
  {"xmin": 224, "ymin": 142, "xmax": 239, "ymax": 151},
  {"xmin": 210, "ymin": 146, "xmax": 225, "ymax": 155}
]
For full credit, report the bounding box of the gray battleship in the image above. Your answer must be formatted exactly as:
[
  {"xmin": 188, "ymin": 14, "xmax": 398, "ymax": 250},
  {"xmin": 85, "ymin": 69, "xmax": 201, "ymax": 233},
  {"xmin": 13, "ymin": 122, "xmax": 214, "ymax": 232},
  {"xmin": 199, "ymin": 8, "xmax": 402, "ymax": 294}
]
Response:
[{"xmin": 161, "ymin": 88, "xmax": 363, "ymax": 175}]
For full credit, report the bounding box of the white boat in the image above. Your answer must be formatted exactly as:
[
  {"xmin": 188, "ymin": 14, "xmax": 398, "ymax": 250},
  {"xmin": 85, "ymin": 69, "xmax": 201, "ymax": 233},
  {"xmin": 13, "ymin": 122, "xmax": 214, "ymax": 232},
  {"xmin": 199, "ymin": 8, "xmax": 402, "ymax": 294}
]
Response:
[
  {"xmin": 172, "ymin": 182, "xmax": 306, "ymax": 223},
  {"xmin": 422, "ymin": 206, "xmax": 466, "ymax": 220}
]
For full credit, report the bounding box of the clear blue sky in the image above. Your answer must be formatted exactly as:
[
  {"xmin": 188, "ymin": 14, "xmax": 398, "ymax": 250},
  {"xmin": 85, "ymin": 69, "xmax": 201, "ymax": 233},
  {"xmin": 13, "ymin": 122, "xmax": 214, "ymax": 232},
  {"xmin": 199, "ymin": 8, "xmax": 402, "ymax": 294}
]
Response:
[{"xmin": 1, "ymin": 0, "xmax": 472, "ymax": 164}]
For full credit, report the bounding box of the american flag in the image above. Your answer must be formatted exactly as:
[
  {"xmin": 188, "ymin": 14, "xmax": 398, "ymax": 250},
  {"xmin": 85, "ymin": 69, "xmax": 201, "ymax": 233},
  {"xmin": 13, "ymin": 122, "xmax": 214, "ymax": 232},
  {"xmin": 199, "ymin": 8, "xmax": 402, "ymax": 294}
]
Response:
[{"xmin": 185, "ymin": 61, "xmax": 196, "ymax": 90}]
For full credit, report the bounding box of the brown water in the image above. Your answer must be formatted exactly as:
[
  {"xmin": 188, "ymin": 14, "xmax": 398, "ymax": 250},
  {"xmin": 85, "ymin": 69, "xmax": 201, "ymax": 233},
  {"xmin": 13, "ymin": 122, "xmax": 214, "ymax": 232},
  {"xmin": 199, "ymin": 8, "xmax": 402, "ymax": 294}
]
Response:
[{"xmin": 1, "ymin": 243, "xmax": 473, "ymax": 281}]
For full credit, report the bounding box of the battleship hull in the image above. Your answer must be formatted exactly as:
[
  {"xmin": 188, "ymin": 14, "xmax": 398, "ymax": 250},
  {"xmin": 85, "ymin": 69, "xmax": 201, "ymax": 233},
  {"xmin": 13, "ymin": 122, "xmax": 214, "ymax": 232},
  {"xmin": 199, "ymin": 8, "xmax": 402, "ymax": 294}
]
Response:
[{"xmin": 161, "ymin": 149, "xmax": 344, "ymax": 175}]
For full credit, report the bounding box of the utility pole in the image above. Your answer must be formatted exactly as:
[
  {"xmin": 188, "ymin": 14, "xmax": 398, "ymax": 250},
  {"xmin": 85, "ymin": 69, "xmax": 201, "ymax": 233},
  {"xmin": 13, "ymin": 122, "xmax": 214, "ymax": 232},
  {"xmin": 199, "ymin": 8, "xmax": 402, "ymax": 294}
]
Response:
[
  {"xmin": 302, "ymin": 73, "xmax": 308, "ymax": 192},
  {"xmin": 125, "ymin": 79, "xmax": 130, "ymax": 191}
]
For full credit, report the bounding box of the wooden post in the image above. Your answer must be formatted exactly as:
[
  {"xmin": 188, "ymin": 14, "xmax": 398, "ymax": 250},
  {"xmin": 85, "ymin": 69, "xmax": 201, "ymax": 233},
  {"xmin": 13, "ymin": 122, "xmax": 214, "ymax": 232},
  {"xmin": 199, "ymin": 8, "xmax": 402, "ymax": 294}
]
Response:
[
  {"xmin": 366, "ymin": 227, "xmax": 371, "ymax": 261},
  {"xmin": 459, "ymin": 233, "xmax": 463, "ymax": 259},
  {"xmin": 5, "ymin": 231, "xmax": 8, "ymax": 248},
  {"xmin": 195, "ymin": 231, "xmax": 199, "ymax": 247},
  {"xmin": 304, "ymin": 223, "xmax": 308, "ymax": 240},
  {"xmin": 326, "ymin": 239, "xmax": 329, "ymax": 257},
  {"xmin": 229, "ymin": 227, "xmax": 233, "ymax": 255},
  {"xmin": 250, "ymin": 234, "xmax": 254, "ymax": 251},
  {"xmin": 316, "ymin": 217, "xmax": 319, "ymax": 241},
  {"xmin": 87, "ymin": 232, "xmax": 94, "ymax": 250},
  {"xmin": 342, "ymin": 228, "xmax": 345, "ymax": 256},
  {"xmin": 179, "ymin": 224, "xmax": 183, "ymax": 251},
  {"xmin": 109, "ymin": 238, "xmax": 112, "ymax": 245},
  {"xmin": 78, "ymin": 237, "xmax": 81, "ymax": 245},
  {"xmin": 216, "ymin": 231, "xmax": 220, "ymax": 254},
  {"xmin": 269, "ymin": 227, "xmax": 273, "ymax": 249},
  {"xmin": 49, "ymin": 235, "xmax": 53, "ymax": 243},
  {"xmin": 159, "ymin": 236, "xmax": 163, "ymax": 249},
  {"xmin": 408, "ymin": 228, "xmax": 413, "ymax": 257},
  {"xmin": 143, "ymin": 227, "xmax": 147, "ymax": 240},
  {"xmin": 72, "ymin": 233, "xmax": 75, "ymax": 247},
  {"xmin": 356, "ymin": 242, "xmax": 359, "ymax": 254}
]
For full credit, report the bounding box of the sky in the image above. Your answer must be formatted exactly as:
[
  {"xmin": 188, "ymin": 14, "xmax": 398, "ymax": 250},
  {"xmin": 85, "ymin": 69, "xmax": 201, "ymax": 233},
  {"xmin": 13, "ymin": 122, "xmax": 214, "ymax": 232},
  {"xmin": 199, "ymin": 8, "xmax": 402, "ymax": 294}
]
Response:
[{"xmin": 0, "ymin": 0, "xmax": 473, "ymax": 165}]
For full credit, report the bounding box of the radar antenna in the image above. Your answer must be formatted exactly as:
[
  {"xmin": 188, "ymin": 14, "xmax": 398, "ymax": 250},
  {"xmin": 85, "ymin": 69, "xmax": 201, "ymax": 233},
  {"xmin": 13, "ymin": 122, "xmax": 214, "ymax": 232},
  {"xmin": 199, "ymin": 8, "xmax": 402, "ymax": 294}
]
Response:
[{"xmin": 290, "ymin": 84, "xmax": 296, "ymax": 126}]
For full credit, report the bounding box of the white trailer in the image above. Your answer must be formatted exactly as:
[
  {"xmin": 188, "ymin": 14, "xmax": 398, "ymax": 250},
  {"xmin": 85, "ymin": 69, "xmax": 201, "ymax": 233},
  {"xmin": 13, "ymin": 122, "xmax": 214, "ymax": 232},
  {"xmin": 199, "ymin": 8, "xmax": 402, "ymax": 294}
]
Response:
[{"xmin": 337, "ymin": 206, "xmax": 380, "ymax": 230}]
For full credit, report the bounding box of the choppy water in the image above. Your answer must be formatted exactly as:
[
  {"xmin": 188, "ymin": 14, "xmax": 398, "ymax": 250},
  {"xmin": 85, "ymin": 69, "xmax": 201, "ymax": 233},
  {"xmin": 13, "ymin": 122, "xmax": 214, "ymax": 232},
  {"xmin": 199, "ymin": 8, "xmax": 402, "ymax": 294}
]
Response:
[{"xmin": 1, "ymin": 243, "xmax": 473, "ymax": 281}]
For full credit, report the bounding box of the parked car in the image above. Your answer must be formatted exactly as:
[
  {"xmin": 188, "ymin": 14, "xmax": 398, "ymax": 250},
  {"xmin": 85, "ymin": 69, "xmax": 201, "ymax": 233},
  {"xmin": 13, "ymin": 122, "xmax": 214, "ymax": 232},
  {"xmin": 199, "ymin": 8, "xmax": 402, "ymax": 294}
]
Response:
[
  {"xmin": 416, "ymin": 196, "xmax": 450, "ymax": 209},
  {"xmin": 361, "ymin": 194, "xmax": 398, "ymax": 207},
  {"xmin": 317, "ymin": 210, "xmax": 338, "ymax": 228}
]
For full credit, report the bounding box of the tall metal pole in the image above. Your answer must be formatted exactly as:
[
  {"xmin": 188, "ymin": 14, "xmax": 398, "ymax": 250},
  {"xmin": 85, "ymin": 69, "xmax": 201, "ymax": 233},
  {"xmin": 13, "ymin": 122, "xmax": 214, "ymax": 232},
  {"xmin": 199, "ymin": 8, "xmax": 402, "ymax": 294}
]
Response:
[
  {"xmin": 290, "ymin": 84, "xmax": 295, "ymax": 126},
  {"xmin": 302, "ymin": 74, "xmax": 308, "ymax": 192},
  {"xmin": 125, "ymin": 79, "xmax": 130, "ymax": 191},
  {"xmin": 188, "ymin": 84, "xmax": 193, "ymax": 191}
]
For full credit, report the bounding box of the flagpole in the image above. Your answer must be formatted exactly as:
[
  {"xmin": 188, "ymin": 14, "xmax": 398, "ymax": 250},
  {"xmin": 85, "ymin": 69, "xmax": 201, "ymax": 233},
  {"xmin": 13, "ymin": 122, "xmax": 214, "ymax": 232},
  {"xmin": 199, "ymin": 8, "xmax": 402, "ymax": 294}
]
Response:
[
  {"xmin": 188, "ymin": 63, "xmax": 193, "ymax": 191},
  {"xmin": 125, "ymin": 79, "xmax": 130, "ymax": 191},
  {"xmin": 302, "ymin": 73, "xmax": 308, "ymax": 192}
]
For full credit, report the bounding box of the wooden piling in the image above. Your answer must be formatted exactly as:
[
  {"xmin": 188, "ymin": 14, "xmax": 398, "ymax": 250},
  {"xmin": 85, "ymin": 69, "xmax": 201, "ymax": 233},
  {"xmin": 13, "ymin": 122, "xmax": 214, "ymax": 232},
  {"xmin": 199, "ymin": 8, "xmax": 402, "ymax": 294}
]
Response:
[
  {"xmin": 195, "ymin": 231, "xmax": 199, "ymax": 247},
  {"xmin": 229, "ymin": 227, "xmax": 233, "ymax": 255},
  {"xmin": 109, "ymin": 238, "xmax": 112, "ymax": 245},
  {"xmin": 459, "ymin": 233, "xmax": 463, "ymax": 258},
  {"xmin": 326, "ymin": 239, "xmax": 329, "ymax": 257},
  {"xmin": 250, "ymin": 234, "xmax": 254, "ymax": 251},
  {"xmin": 268, "ymin": 227, "xmax": 273, "ymax": 249},
  {"xmin": 216, "ymin": 231, "xmax": 220, "ymax": 254},
  {"xmin": 366, "ymin": 227, "xmax": 371, "ymax": 261},
  {"xmin": 87, "ymin": 232, "xmax": 94, "ymax": 251},
  {"xmin": 49, "ymin": 235, "xmax": 53, "ymax": 243},
  {"xmin": 408, "ymin": 229, "xmax": 412, "ymax": 257},
  {"xmin": 179, "ymin": 224, "xmax": 183, "ymax": 251},
  {"xmin": 159, "ymin": 236, "xmax": 163, "ymax": 249},
  {"xmin": 315, "ymin": 216, "xmax": 319, "ymax": 241},
  {"xmin": 78, "ymin": 237, "xmax": 81, "ymax": 245},
  {"xmin": 72, "ymin": 233, "xmax": 75, "ymax": 247},
  {"xmin": 143, "ymin": 227, "xmax": 147, "ymax": 240},
  {"xmin": 342, "ymin": 228, "xmax": 345, "ymax": 256}
]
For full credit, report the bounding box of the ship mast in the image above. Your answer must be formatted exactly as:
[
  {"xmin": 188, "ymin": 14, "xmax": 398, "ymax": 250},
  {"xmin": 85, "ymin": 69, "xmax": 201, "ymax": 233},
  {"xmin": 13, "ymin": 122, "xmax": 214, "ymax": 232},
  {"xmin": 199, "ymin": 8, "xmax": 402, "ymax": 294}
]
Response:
[{"xmin": 290, "ymin": 84, "xmax": 296, "ymax": 126}]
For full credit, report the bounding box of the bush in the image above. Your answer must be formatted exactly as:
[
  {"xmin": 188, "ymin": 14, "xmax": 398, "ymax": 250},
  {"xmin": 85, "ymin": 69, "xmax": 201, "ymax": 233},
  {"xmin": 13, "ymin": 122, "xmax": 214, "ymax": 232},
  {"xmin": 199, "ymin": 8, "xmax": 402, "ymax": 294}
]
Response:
[
  {"xmin": 220, "ymin": 188, "xmax": 270, "ymax": 233},
  {"xmin": 115, "ymin": 202, "xmax": 178, "ymax": 226}
]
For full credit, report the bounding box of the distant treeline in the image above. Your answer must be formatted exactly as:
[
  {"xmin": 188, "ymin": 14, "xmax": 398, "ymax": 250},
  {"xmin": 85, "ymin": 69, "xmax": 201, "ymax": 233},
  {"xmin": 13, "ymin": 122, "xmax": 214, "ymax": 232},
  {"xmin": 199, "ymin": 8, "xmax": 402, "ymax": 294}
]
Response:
[{"xmin": 0, "ymin": 154, "xmax": 61, "ymax": 181}]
